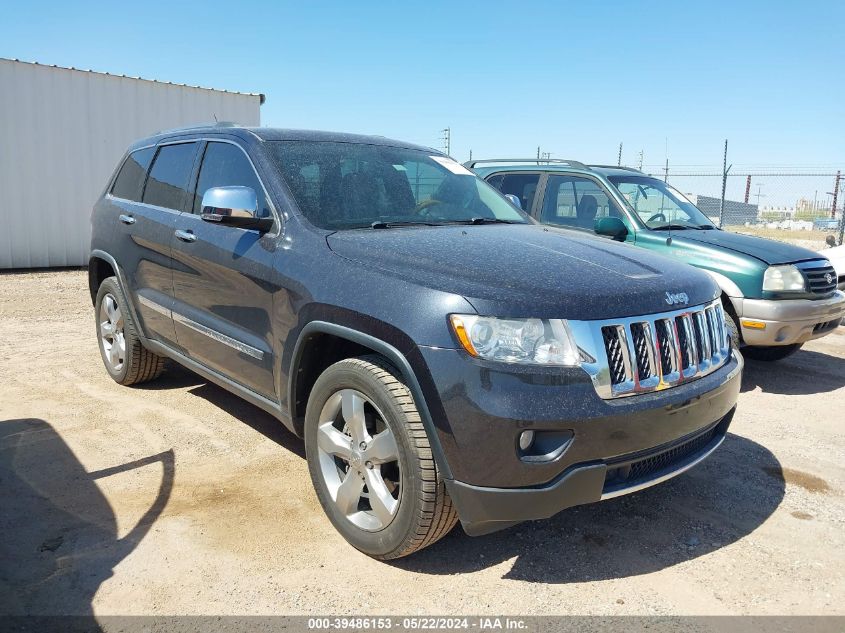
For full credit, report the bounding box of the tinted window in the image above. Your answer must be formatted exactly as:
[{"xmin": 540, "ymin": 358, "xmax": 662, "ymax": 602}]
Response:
[
  {"xmin": 268, "ymin": 141, "xmax": 527, "ymax": 230},
  {"xmin": 111, "ymin": 147, "xmax": 155, "ymax": 202},
  {"xmin": 193, "ymin": 142, "xmax": 268, "ymax": 217},
  {"xmin": 142, "ymin": 143, "xmax": 197, "ymax": 210},
  {"xmin": 488, "ymin": 173, "xmax": 540, "ymax": 212},
  {"xmin": 541, "ymin": 175, "xmax": 624, "ymax": 231}
]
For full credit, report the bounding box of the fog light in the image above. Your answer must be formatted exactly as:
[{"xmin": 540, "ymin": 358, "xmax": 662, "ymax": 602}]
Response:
[{"xmin": 518, "ymin": 430, "xmax": 535, "ymax": 451}]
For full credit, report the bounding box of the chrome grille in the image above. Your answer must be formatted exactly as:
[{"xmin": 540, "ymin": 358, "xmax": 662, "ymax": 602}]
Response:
[
  {"xmin": 601, "ymin": 326, "xmax": 627, "ymax": 385},
  {"xmin": 630, "ymin": 322, "xmax": 653, "ymax": 380},
  {"xmin": 571, "ymin": 298, "xmax": 732, "ymax": 399},
  {"xmin": 801, "ymin": 263, "xmax": 837, "ymax": 295}
]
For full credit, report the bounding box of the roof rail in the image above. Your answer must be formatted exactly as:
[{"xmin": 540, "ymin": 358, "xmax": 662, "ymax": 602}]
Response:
[
  {"xmin": 588, "ymin": 164, "xmax": 645, "ymax": 173},
  {"xmin": 463, "ymin": 158, "xmax": 589, "ymax": 169},
  {"xmin": 155, "ymin": 121, "xmax": 241, "ymax": 135}
]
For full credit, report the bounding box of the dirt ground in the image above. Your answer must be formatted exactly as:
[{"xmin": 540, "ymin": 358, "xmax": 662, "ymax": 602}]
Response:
[{"xmin": 1, "ymin": 269, "xmax": 843, "ymax": 617}]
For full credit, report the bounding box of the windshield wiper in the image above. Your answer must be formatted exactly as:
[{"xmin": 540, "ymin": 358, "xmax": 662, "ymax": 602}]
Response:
[
  {"xmin": 452, "ymin": 217, "xmax": 522, "ymax": 225},
  {"xmin": 651, "ymin": 224, "xmax": 694, "ymax": 231},
  {"xmin": 696, "ymin": 224, "xmax": 717, "ymax": 230},
  {"xmin": 370, "ymin": 220, "xmax": 439, "ymax": 229}
]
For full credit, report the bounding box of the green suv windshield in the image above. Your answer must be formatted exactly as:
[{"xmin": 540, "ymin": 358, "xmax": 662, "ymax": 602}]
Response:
[
  {"xmin": 270, "ymin": 141, "xmax": 528, "ymax": 230},
  {"xmin": 608, "ymin": 175, "xmax": 716, "ymax": 230}
]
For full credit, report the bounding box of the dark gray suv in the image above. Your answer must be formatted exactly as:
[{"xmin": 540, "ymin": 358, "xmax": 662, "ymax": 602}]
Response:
[{"xmin": 89, "ymin": 125, "xmax": 742, "ymax": 558}]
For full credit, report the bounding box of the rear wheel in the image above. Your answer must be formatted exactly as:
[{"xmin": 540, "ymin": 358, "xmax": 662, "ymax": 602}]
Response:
[
  {"xmin": 742, "ymin": 344, "xmax": 802, "ymax": 362},
  {"xmin": 304, "ymin": 355, "xmax": 457, "ymax": 559},
  {"xmin": 95, "ymin": 277, "xmax": 165, "ymax": 385}
]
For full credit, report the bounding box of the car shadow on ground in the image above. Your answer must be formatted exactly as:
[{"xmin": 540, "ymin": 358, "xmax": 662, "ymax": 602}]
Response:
[
  {"xmin": 741, "ymin": 347, "xmax": 845, "ymax": 395},
  {"xmin": 394, "ymin": 433, "xmax": 785, "ymax": 582},
  {"xmin": 0, "ymin": 418, "xmax": 174, "ymax": 625},
  {"xmin": 137, "ymin": 363, "xmax": 305, "ymax": 458}
]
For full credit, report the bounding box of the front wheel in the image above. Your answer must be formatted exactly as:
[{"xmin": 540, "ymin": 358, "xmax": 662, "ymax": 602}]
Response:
[
  {"xmin": 304, "ymin": 356, "xmax": 457, "ymax": 559},
  {"xmin": 742, "ymin": 343, "xmax": 803, "ymax": 361}
]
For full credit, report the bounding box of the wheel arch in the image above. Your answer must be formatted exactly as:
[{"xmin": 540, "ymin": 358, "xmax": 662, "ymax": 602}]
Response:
[
  {"xmin": 88, "ymin": 252, "xmax": 117, "ymax": 305},
  {"xmin": 702, "ymin": 269, "xmax": 744, "ymax": 302},
  {"xmin": 287, "ymin": 321, "xmax": 453, "ymax": 480},
  {"xmin": 88, "ymin": 249, "xmax": 147, "ymax": 340}
]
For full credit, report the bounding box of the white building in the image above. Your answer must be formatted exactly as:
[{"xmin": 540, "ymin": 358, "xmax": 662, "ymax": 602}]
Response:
[{"xmin": 0, "ymin": 58, "xmax": 263, "ymax": 268}]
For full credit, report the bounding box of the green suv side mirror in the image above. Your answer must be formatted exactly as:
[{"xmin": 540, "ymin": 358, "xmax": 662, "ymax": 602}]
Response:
[{"xmin": 595, "ymin": 216, "xmax": 628, "ymax": 241}]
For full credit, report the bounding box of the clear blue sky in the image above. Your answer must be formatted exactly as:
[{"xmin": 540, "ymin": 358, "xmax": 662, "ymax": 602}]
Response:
[{"xmin": 2, "ymin": 0, "xmax": 843, "ymax": 171}]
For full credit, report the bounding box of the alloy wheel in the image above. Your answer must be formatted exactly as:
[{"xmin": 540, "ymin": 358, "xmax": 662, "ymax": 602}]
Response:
[
  {"xmin": 99, "ymin": 293, "xmax": 126, "ymax": 372},
  {"xmin": 316, "ymin": 389, "xmax": 401, "ymax": 531}
]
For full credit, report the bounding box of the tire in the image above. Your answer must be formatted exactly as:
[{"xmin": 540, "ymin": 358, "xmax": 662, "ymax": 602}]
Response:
[
  {"xmin": 742, "ymin": 343, "xmax": 803, "ymax": 362},
  {"xmin": 722, "ymin": 303, "xmax": 741, "ymax": 349},
  {"xmin": 304, "ymin": 355, "xmax": 458, "ymax": 559},
  {"xmin": 95, "ymin": 277, "xmax": 165, "ymax": 385}
]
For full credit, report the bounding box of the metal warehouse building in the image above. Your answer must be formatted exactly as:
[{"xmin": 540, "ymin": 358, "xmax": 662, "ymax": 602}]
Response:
[{"xmin": 0, "ymin": 58, "xmax": 263, "ymax": 268}]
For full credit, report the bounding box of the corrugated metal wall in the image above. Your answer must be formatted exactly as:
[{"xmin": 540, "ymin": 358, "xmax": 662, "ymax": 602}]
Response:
[{"xmin": 0, "ymin": 59, "xmax": 262, "ymax": 268}]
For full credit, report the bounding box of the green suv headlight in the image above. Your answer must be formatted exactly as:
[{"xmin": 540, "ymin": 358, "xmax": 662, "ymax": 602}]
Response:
[
  {"xmin": 450, "ymin": 315, "xmax": 579, "ymax": 365},
  {"xmin": 762, "ymin": 265, "xmax": 806, "ymax": 292}
]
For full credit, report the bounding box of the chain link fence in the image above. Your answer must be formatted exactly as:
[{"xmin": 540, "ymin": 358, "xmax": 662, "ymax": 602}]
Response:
[{"xmin": 641, "ymin": 169, "xmax": 844, "ymax": 251}]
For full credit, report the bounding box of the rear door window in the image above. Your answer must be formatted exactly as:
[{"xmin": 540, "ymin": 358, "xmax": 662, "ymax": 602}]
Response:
[
  {"xmin": 487, "ymin": 173, "xmax": 540, "ymax": 212},
  {"xmin": 192, "ymin": 142, "xmax": 269, "ymax": 217},
  {"xmin": 111, "ymin": 147, "xmax": 155, "ymax": 202},
  {"xmin": 142, "ymin": 143, "xmax": 198, "ymax": 211}
]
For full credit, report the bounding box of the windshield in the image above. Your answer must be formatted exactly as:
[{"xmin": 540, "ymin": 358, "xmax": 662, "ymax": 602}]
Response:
[
  {"xmin": 269, "ymin": 141, "xmax": 529, "ymax": 230},
  {"xmin": 608, "ymin": 176, "xmax": 716, "ymax": 230}
]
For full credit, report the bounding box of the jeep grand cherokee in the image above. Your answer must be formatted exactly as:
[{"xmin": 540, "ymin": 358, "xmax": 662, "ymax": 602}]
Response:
[{"xmin": 89, "ymin": 125, "xmax": 742, "ymax": 558}]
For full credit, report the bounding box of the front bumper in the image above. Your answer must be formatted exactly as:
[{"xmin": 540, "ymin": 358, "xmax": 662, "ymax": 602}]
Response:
[
  {"xmin": 418, "ymin": 345, "xmax": 743, "ymax": 535},
  {"xmin": 448, "ymin": 410, "xmax": 733, "ymax": 536},
  {"xmin": 736, "ymin": 291, "xmax": 845, "ymax": 346}
]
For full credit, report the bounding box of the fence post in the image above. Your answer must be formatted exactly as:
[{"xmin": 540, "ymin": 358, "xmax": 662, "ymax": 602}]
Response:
[{"xmin": 718, "ymin": 139, "xmax": 729, "ymax": 228}]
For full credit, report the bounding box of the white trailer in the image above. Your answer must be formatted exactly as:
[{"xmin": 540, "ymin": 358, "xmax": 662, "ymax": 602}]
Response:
[{"xmin": 0, "ymin": 58, "xmax": 263, "ymax": 268}]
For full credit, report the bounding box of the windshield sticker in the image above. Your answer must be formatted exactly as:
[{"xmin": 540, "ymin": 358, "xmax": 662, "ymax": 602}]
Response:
[{"xmin": 430, "ymin": 155, "xmax": 474, "ymax": 176}]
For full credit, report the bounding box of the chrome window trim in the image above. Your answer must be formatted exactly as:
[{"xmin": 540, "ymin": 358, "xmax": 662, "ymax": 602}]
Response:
[
  {"xmin": 135, "ymin": 295, "xmax": 264, "ymax": 361},
  {"xmin": 107, "ymin": 137, "xmax": 282, "ymax": 233},
  {"xmin": 568, "ymin": 298, "xmax": 731, "ymax": 399}
]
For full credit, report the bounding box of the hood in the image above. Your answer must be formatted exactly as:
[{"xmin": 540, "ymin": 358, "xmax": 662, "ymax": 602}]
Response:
[
  {"xmin": 327, "ymin": 224, "xmax": 718, "ymax": 320},
  {"xmin": 668, "ymin": 229, "xmax": 825, "ymax": 265}
]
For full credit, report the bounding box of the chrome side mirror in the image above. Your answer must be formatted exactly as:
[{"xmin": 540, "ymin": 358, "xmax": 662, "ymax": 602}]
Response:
[
  {"xmin": 200, "ymin": 186, "xmax": 272, "ymax": 231},
  {"xmin": 504, "ymin": 193, "xmax": 522, "ymax": 209}
]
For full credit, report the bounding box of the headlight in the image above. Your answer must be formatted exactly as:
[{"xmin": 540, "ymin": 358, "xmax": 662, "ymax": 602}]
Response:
[
  {"xmin": 762, "ymin": 265, "xmax": 806, "ymax": 292},
  {"xmin": 449, "ymin": 315, "xmax": 580, "ymax": 365}
]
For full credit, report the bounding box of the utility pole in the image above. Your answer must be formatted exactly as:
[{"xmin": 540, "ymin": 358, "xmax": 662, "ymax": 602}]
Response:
[
  {"xmin": 663, "ymin": 138, "xmax": 669, "ymax": 182},
  {"xmin": 617, "ymin": 142, "xmax": 623, "ymax": 166},
  {"xmin": 718, "ymin": 139, "xmax": 731, "ymax": 228},
  {"xmin": 536, "ymin": 146, "xmax": 541, "ymax": 164},
  {"xmin": 440, "ymin": 127, "xmax": 451, "ymax": 156},
  {"xmin": 468, "ymin": 149, "xmax": 472, "ymax": 162},
  {"xmin": 832, "ymin": 171, "xmax": 841, "ymax": 220},
  {"xmin": 744, "ymin": 175, "xmax": 751, "ymax": 204},
  {"xmin": 637, "ymin": 150, "xmax": 644, "ymax": 170}
]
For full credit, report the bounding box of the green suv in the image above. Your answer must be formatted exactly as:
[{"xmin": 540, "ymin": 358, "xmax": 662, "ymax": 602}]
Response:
[{"xmin": 472, "ymin": 159, "xmax": 845, "ymax": 361}]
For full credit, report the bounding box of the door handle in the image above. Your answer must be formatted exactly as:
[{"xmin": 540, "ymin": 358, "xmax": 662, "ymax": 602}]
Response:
[
  {"xmin": 119, "ymin": 214, "xmax": 136, "ymax": 225},
  {"xmin": 174, "ymin": 229, "xmax": 197, "ymax": 243}
]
